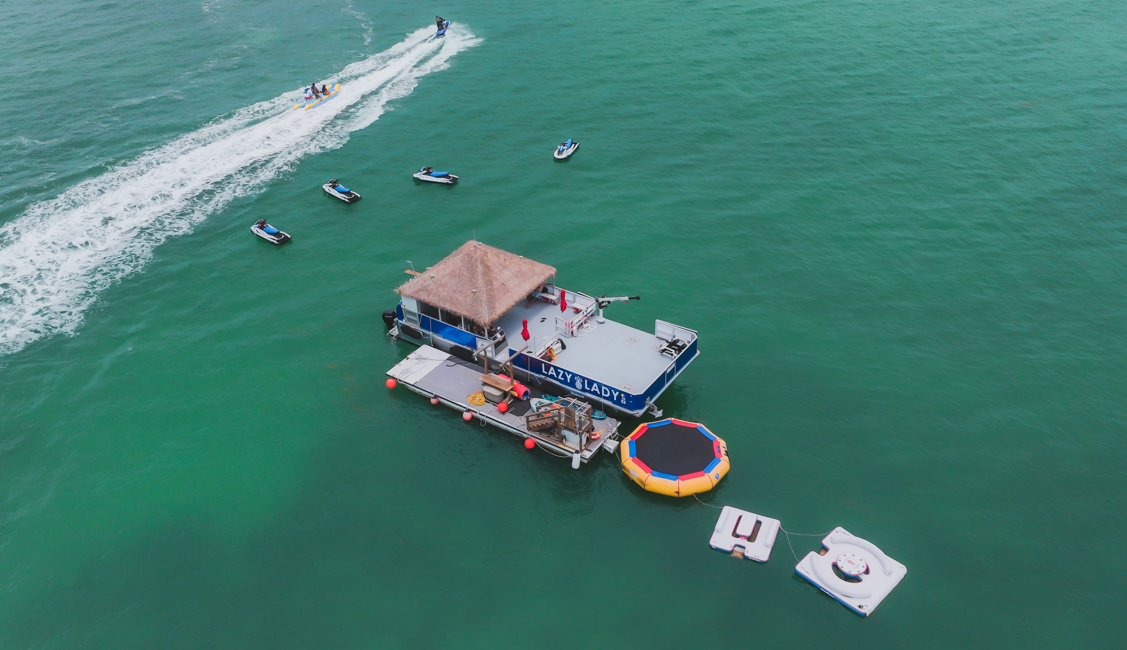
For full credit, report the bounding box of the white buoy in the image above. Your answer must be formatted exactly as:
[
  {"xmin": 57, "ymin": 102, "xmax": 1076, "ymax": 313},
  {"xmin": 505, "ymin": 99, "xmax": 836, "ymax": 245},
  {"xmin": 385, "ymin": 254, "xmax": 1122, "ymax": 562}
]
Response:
[
  {"xmin": 794, "ymin": 527, "xmax": 907, "ymax": 616},
  {"xmin": 708, "ymin": 506, "xmax": 780, "ymax": 562}
]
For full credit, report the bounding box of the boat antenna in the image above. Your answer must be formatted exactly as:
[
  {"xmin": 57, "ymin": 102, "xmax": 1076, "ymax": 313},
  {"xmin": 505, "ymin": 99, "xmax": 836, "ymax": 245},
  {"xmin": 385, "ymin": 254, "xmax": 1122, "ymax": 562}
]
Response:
[{"xmin": 407, "ymin": 260, "xmax": 417, "ymax": 274}]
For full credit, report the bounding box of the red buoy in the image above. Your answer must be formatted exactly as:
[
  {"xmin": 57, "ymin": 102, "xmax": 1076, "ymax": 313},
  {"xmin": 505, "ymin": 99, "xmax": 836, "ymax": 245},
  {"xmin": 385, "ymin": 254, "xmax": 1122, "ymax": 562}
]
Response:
[
  {"xmin": 386, "ymin": 378, "xmax": 397, "ymax": 389},
  {"xmin": 498, "ymin": 402, "xmax": 508, "ymax": 413},
  {"xmin": 524, "ymin": 438, "xmax": 535, "ymax": 449},
  {"xmin": 462, "ymin": 410, "xmax": 473, "ymax": 421},
  {"xmin": 430, "ymin": 396, "xmax": 439, "ymax": 405}
]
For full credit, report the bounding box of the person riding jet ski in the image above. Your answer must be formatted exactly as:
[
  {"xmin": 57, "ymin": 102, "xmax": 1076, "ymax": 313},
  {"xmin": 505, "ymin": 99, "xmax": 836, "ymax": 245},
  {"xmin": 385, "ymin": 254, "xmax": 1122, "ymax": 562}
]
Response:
[{"xmin": 435, "ymin": 16, "xmax": 445, "ymax": 29}]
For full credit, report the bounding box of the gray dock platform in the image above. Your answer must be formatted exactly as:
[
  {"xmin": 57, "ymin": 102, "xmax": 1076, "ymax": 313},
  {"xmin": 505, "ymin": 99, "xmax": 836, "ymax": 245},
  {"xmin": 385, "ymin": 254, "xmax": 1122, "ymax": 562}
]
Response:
[{"xmin": 386, "ymin": 345, "xmax": 622, "ymax": 467}]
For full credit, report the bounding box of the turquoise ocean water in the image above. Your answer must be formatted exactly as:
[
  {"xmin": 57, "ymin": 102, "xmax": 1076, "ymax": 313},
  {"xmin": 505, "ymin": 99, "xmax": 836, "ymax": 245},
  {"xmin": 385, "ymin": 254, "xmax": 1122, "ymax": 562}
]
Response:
[{"xmin": 2, "ymin": 1, "xmax": 1126, "ymax": 646}]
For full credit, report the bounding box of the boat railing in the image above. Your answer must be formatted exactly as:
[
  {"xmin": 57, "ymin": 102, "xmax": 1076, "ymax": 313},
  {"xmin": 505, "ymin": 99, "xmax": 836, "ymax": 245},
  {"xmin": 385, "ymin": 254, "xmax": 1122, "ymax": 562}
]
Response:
[
  {"xmin": 555, "ymin": 301, "xmax": 596, "ymax": 338},
  {"xmin": 654, "ymin": 319, "xmax": 698, "ymax": 358}
]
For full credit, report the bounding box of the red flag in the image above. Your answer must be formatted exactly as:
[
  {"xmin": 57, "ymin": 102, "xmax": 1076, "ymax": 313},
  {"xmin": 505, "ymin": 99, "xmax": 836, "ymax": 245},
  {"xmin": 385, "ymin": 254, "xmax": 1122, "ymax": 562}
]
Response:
[
  {"xmin": 560, "ymin": 290, "xmax": 567, "ymax": 312},
  {"xmin": 521, "ymin": 318, "xmax": 530, "ymax": 341}
]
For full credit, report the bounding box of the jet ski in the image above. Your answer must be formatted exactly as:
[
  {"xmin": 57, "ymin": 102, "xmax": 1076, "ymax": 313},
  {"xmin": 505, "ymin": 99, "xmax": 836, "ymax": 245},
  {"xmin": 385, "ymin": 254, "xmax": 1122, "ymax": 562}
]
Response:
[
  {"xmin": 251, "ymin": 220, "xmax": 291, "ymax": 245},
  {"xmin": 413, "ymin": 167, "xmax": 458, "ymax": 184},
  {"xmin": 554, "ymin": 138, "xmax": 579, "ymax": 160},
  {"xmin": 293, "ymin": 83, "xmax": 341, "ymax": 110},
  {"xmin": 323, "ymin": 179, "xmax": 361, "ymax": 203},
  {"xmin": 435, "ymin": 16, "xmax": 450, "ymax": 38}
]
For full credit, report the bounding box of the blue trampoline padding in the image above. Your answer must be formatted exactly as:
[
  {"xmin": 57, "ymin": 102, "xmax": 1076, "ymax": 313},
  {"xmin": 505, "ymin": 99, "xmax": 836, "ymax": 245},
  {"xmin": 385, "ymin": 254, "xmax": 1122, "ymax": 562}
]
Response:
[
  {"xmin": 432, "ymin": 171, "xmax": 449, "ymax": 177},
  {"xmin": 704, "ymin": 458, "xmax": 721, "ymax": 474},
  {"xmin": 627, "ymin": 440, "xmax": 636, "ymax": 457},
  {"xmin": 264, "ymin": 226, "xmax": 279, "ymax": 234},
  {"xmin": 651, "ymin": 471, "xmax": 679, "ymax": 481},
  {"xmin": 334, "ymin": 185, "xmax": 349, "ymax": 192},
  {"xmin": 647, "ymin": 419, "xmax": 672, "ymax": 428},
  {"xmin": 697, "ymin": 425, "xmax": 717, "ymax": 441}
]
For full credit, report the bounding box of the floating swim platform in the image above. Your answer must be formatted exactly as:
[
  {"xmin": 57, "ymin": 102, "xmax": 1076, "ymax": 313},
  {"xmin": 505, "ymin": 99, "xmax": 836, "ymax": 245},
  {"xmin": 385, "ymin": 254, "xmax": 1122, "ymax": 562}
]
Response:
[
  {"xmin": 621, "ymin": 418, "xmax": 729, "ymax": 497},
  {"xmin": 795, "ymin": 527, "xmax": 907, "ymax": 616},
  {"xmin": 709, "ymin": 506, "xmax": 780, "ymax": 562}
]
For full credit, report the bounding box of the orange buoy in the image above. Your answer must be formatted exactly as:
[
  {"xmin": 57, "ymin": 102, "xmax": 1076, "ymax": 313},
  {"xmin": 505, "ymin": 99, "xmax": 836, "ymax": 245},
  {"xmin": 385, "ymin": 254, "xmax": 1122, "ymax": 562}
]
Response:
[
  {"xmin": 462, "ymin": 410, "xmax": 473, "ymax": 421},
  {"xmin": 386, "ymin": 378, "xmax": 397, "ymax": 389},
  {"xmin": 498, "ymin": 402, "xmax": 508, "ymax": 413},
  {"xmin": 524, "ymin": 438, "xmax": 535, "ymax": 449},
  {"xmin": 430, "ymin": 396, "xmax": 440, "ymax": 405}
]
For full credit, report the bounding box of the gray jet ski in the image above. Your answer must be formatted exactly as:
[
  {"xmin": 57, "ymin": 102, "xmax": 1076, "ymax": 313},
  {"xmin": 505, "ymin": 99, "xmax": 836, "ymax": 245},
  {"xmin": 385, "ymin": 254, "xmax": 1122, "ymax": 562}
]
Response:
[
  {"xmin": 323, "ymin": 178, "xmax": 361, "ymax": 203},
  {"xmin": 554, "ymin": 139, "xmax": 579, "ymax": 160},
  {"xmin": 413, "ymin": 167, "xmax": 458, "ymax": 184},
  {"xmin": 251, "ymin": 219, "xmax": 291, "ymax": 245}
]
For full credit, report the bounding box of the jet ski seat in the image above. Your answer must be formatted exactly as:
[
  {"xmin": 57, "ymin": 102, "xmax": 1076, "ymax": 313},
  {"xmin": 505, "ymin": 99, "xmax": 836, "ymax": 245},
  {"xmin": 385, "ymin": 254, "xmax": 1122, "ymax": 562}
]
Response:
[
  {"xmin": 432, "ymin": 171, "xmax": 449, "ymax": 178},
  {"xmin": 334, "ymin": 185, "xmax": 349, "ymax": 192},
  {"xmin": 264, "ymin": 226, "xmax": 280, "ymax": 234}
]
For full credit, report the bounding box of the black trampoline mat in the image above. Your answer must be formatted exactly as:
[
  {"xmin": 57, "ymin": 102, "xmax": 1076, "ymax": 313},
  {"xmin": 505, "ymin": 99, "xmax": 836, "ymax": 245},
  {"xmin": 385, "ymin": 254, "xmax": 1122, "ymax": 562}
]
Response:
[{"xmin": 633, "ymin": 423, "xmax": 716, "ymax": 476}]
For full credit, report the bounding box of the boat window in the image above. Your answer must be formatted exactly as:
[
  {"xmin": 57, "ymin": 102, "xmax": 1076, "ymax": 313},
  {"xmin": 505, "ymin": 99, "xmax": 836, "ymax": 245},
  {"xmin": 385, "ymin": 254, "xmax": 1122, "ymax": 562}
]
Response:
[
  {"xmin": 418, "ymin": 301, "xmax": 440, "ymax": 320},
  {"xmin": 440, "ymin": 309, "xmax": 463, "ymax": 329}
]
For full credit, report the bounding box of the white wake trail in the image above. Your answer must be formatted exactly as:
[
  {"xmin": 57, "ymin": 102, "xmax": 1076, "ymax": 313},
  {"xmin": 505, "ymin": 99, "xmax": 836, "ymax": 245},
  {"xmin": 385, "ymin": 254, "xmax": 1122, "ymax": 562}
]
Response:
[{"xmin": 0, "ymin": 25, "xmax": 479, "ymax": 357}]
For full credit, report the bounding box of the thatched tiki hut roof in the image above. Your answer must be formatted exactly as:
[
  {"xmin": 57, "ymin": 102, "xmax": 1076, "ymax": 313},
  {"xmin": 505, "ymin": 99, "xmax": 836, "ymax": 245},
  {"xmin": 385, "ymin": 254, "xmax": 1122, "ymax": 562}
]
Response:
[{"xmin": 396, "ymin": 241, "xmax": 557, "ymax": 326}]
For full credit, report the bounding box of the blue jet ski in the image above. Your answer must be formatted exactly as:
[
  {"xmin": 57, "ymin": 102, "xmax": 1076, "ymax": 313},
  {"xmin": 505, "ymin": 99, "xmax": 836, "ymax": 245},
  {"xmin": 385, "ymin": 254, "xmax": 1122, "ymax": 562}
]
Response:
[
  {"xmin": 413, "ymin": 166, "xmax": 458, "ymax": 184},
  {"xmin": 251, "ymin": 219, "xmax": 291, "ymax": 245},
  {"xmin": 323, "ymin": 178, "xmax": 361, "ymax": 203},
  {"xmin": 554, "ymin": 138, "xmax": 579, "ymax": 160},
  {"xmin": 435, "ymin": 16, "xmax": 450, "ymax": 38}
]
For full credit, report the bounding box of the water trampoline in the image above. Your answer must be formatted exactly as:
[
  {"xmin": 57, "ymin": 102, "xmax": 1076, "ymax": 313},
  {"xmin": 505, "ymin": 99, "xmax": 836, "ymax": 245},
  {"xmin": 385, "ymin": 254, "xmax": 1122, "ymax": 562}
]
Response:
[{"xmin": 621, "ymin": 418, "xmax": 729, "ymax": 497}]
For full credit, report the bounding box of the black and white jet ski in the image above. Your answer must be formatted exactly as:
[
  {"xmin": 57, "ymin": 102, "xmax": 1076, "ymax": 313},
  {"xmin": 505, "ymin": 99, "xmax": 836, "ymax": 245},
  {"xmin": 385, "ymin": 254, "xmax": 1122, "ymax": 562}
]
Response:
[
  {"xmin": 251, "ymin": 219, "xmax": 291, "ymax": 245},
  {"xmin": 413, "ymin": 167, "xmax": 458, "ymax": 184},
  {"xmin": 435, "ymin": 16, "xmax": 450, "ymax": 38},
  {"xmin": 554, "ymin": 138, "xmax": 579, "ymax": 160},
  {"xmin": 323, "ymin": 179, "xmax": 361, "ymax": 203}
]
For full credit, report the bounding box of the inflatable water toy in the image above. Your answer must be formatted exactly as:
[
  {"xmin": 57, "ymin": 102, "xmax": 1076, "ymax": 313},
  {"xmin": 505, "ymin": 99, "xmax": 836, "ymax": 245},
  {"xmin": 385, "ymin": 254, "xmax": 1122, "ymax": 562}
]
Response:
[
  {"xmin": 251, "ymin": 219, "xmax": 290, "ymax": 245},
  {"xmin": 294, "ymin": 83, "xmax": 341, "ymax": 110},
  {"xmin": 709, "ymin": 506, "xmax": 780, "ymax": 562},
  {"xmin": 795, "ymin": 527, "xmax": 907, "ymax": 616},
  {"xmin": 554, "ymin": 139, "xmax": 579, "ymax": 160},
  {"xmin": 621, "ymin": 418, "xmax": 729, "ymax": 497},
  {"xmin": 413, "ymin": 167, "xmax": 458, "ymax": 184},
  {"xmin": 323, "ymin": 179, "xmax": 361, "ymax": 203}
]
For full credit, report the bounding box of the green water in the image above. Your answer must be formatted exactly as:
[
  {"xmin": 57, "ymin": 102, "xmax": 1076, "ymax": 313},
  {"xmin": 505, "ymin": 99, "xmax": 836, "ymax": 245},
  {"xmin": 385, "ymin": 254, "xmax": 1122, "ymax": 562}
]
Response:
[{"xmin": 2, "ymin": 1, "xmax": 1126, "ymax": 647}]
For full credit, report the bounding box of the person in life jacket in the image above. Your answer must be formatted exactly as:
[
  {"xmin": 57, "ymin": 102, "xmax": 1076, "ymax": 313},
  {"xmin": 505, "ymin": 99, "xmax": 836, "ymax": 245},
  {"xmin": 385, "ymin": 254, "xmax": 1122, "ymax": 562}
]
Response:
[
  {"xmin": 311, "ymin": 84, "xmax": 322, "ymax": 98},
  {"xmin": 435, "ymin": 15, "xmax": 445, "ymax": 30}
]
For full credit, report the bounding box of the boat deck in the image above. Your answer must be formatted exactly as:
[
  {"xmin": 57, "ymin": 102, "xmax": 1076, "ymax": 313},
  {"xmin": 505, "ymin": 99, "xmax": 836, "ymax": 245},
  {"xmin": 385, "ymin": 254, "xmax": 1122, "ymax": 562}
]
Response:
[
  {"xmin": 386, "ymin": 345, "xmax": 621, "ymax": 466},
  {"xmin": 495, "ymin": 295, "xmax": 676, "ymax": 393}
]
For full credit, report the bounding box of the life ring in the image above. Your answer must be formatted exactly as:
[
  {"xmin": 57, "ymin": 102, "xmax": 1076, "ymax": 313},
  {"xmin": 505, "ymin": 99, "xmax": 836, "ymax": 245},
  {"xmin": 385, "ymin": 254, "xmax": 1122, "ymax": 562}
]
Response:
[{"xmin": 590, "ymin": 432, "xmax": 601, "ymax": 440}]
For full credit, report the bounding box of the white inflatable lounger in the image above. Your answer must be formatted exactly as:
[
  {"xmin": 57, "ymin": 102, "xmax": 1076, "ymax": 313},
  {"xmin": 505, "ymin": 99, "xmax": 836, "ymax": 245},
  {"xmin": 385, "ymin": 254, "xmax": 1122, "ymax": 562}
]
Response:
[
  {"xmin": 795, "ymin": 526, "xmax": 907, "ymax": 616},
  {"xmin": 709, "ymin": 506, "xmax": 780, "ymax": 562}
]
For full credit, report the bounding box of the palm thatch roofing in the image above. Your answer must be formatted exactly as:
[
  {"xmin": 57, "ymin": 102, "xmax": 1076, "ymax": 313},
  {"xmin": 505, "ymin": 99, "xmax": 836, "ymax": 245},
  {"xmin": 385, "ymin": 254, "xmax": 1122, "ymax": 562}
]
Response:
[{"xmin": 396, "ymin": 241, "xmax": 557, "ymax": 326}]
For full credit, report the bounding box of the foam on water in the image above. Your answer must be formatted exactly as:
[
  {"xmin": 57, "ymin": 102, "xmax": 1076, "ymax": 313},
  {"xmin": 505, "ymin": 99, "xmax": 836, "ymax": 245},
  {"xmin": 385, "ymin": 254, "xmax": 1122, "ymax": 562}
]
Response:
[{"xmin": 0, "ymin": 25, "xmax": 479, "ymax": 357}]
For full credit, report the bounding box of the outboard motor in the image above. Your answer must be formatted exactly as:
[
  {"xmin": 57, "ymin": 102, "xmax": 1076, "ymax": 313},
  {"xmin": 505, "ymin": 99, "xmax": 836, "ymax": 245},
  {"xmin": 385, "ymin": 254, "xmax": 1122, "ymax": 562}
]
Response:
[{"xmin": 382, "ymin": 309, "xmax": 397, "ymax": 330}]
